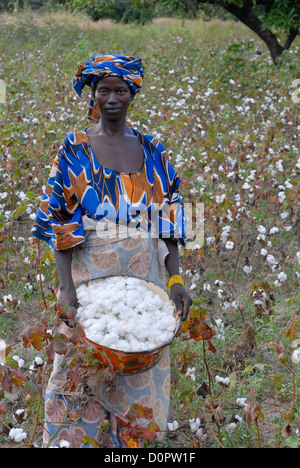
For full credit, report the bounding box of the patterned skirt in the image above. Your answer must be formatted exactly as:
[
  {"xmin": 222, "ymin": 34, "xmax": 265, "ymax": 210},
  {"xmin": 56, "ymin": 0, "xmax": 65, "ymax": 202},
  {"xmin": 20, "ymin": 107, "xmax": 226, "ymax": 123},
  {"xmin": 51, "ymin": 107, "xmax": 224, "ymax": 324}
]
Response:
[{"xmin": 43, "ymin": 221, "xmax": 171, "ymax": 448}]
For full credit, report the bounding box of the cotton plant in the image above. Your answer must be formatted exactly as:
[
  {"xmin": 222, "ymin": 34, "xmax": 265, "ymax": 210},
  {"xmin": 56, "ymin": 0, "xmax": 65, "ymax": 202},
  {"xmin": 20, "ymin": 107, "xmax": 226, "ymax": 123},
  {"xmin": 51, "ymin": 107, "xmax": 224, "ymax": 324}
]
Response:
[
  {"xmin": 76, "ymin": 276, "xmax": 177, "ymax": 352},
  {"xmin": 12, "ymin": 355, "xmax": 25, "ymax": 369},
  {"xmin": 215, "ymin": 375, "xmax": 230, "ymax": 386},
  {"xmin": 213, "ymin": 319, "xmax": 225, "ymax": 341},
  {"xmin": 189, "ymin": 418, "xmax": 207, "ymax": 439},
  {"xmin": 185, "ymin": 367, "xmax": 196, "ymax": 381},
  {"xmin": 0, "ymin": 340, "xmax": 6, "ymax": 365},
  {"xmin": 167, "ymin": 420, "xmax": 179, "ymax": 432},
  {"xmin": 9, "ymin": 427, "xmax": 27, "ymax": 443}
]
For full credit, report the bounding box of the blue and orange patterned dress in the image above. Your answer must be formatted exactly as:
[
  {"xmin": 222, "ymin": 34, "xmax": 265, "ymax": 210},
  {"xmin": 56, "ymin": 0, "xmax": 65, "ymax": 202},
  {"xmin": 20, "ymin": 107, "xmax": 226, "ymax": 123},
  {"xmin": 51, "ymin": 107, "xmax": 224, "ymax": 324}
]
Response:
[
  {"xmin": 31, "ymin": 128, "xmax": 187, "ymax": 448},
  {"xmin": 32, "ymin": 128, "xmax": 187, "ymax": 251}
]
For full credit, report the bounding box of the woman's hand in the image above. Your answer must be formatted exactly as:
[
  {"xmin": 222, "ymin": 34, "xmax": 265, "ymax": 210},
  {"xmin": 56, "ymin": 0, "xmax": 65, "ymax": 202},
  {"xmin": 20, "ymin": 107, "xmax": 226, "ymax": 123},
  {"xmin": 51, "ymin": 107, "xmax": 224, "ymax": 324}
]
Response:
[
  {"xmin": 58, "ymin": 284, "xmax": 79, "ymax": 310},
  {"xmin": 54, "ymin": 248, "xmax": 79, "ymax": 326},
  {"xmin": 170, "ymin": 283, "xmax": 192, "ymax": 321},
  {"xmin": 57, "ymin": 285, "xmax": 79, "ymax": 328}
]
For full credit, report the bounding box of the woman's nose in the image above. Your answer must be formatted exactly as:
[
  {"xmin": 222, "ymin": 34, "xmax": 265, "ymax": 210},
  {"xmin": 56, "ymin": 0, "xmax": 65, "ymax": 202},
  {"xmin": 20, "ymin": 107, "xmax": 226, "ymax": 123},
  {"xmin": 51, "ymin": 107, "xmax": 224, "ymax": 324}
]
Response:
[{"xmin": 107, "ymin": 92, "xmax": 118, "ymax": 104}]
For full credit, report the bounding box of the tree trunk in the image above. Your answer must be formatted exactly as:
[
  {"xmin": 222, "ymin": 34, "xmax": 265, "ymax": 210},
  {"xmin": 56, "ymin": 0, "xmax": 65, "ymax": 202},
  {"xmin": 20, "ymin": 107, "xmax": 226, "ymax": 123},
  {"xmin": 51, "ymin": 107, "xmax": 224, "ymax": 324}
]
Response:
[{"xmin": 206, "ymin": 0, "xmax": 297, "ymax": 65}]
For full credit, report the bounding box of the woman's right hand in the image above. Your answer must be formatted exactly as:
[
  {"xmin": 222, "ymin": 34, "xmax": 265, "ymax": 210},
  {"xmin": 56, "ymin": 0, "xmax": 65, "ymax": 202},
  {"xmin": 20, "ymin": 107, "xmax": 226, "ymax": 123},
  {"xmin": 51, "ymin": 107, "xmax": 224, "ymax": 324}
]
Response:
[
  {"xmin": 57, "ymin": 284, "xmax": 79, "ymax": 328},
  {"xmin": 54, "ymin": 248, "xmax": 79, "ymax": 324},
  {"xmin": 58, "ymin": 284, "xmax": 79, "ymax": 309}
]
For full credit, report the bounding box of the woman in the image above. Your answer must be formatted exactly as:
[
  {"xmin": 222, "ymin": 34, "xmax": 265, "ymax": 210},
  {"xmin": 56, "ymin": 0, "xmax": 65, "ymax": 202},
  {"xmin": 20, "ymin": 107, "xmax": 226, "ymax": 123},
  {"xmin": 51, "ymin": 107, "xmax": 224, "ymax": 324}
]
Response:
[{"xmin": 32, "ymin": 54, "xmax": 192, "ymax": 448}]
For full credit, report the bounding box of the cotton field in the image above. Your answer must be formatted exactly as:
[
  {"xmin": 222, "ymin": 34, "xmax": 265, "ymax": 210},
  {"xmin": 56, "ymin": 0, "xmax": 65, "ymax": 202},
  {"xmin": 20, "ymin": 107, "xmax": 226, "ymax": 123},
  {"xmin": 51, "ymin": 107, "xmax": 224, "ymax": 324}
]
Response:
[
  {"xmin": 0, "ymin": 11, "xmax": 299, "ymax": 448},
  {"xmin": 76, "ymin": 276, "xmax": 177, "ymax": 352}
]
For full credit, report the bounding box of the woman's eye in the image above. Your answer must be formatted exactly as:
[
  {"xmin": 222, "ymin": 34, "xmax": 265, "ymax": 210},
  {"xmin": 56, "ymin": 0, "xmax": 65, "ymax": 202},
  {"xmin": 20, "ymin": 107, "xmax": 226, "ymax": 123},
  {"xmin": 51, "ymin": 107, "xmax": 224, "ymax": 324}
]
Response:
[{"xmin": 96, "ymin": 88, "xmax": 108, "ymax": 95}]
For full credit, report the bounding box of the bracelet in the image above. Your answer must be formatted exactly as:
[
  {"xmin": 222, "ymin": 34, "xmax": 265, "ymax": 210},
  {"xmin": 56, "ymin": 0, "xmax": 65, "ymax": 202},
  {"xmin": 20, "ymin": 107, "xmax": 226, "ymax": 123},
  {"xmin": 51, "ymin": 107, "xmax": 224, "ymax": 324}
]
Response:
[{"xmin": 167, "ymin": 274, "xmax": 185, "ymax": 289}]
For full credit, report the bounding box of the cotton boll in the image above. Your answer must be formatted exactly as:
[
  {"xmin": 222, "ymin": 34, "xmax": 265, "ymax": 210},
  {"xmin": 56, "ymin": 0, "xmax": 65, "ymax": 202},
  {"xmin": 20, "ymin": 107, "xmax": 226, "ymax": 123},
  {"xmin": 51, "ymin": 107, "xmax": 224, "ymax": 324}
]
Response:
[
  {"xmin": 125, "ymin": 294, "xmax": 141, "ymax": 309},
  {"xmin": 136, "ymin": 341, "xmax": 147, "ymax": 352},
  {"xmin": 154, "ymin": 332, "xmax": 169, "ymax": 346},
  {"xmin": 151, "ymin": 294, "xmax": 165, "ymax": 308},
  {"xmin": 101, "ymin": 333, "xmax": 120, "ymax": 348},
  {"xmin": 114, "ymin": 340, "xmax": 131, "ymax": 352},
  {"xmin": 113, "ymin": 276, "xmax": 126, "ymax": 288},
  {"xmin": 163, "ymin": 303, "xmax": 175, "ymax": 315},
  {"xmin": 153, "ymin": 335, "xmax": 164, "ymax": 346},
  {"xmin": 95, "ymin": 316, "xmax": 110, "ymax": 333},
  {"xmin": 160, "ymin": 314, "xmax": 171, "ymax": 326},
  {"xmin": 135, "ymin": 302, "xmax": 148, "ymax": 315},
  {"xmin": 146, "ymin": 303, "xmax": 157, "ymax": 314},
  {"xmin": 117, "ymin": 302, "xmax": 131, "ymax": 317},
  {"xmin": 80, "ymin": 318, "xmax": 96, "ymax": 328},
  {"xmin": 76, "ymin": 276, "xmax": 176, "ymax": 351},
  {"xmin": 135, "ymin": 285, "xmax": 148, "ymax": 295},
  {"xmin": 166, "ymin": 317, "xmax": 177, "ymax": 333},
  {"xmin": 76, "ymin": 285, "xmax": 90, "ymax": 304},
  {"xmin": 85, "ymin": 331, "xmax": 98, "ymax": 343},
  {"xmin": 77, "ymin": 294, "xmax": 90, "ymax": 307},
  {"xmin": 9, "ymin": 428, "xmax": 27, "ymax": 443},
  {"xmin": 117, "ymin": 319, "xmax": 129, "ymax": 338},
  {"xmin": 132, "ymin": 323, "xmax": 150, "ymax": 341},
  {"xmin": 106, "ymin": 317, "xmax": 121, "ymax": 335},
  {"xmin": 128, "ymin": 339, "xmax": 143, "ymax": 352},
  {"xmin": 110, "ymin": 303, "xmax": 123, "ymax": 316},
  {"xmin": 76, "ymin": 307, "xmax": 85, "ymax": 321},
  {"xmin": 83, "ymin": 303, "xmax": 99, "ymax": 318},
  {"xmin": 146, "ymin": 294, "xmax": 163, "ymax": 312},
  {"xmin": 119, "ymin": 307, "xmax": 134, "ymax": 322},
  {"xmin": 145, "ymin": 342, "xmax": 156, "ymax": 350},
  {"xmin": 98, "ymin": 299, "xmax": 113, "ymax": 314},
  {"xmin": 111, "ymin": 290, "xmax": 126, "ymax": 304},
  {"xmin": 161, "ymin": 331, "xmax": 172, "ymax": 342},
  {"xmin": 125, "ymin": 277, "xmax": 141, "ymax": 287}
]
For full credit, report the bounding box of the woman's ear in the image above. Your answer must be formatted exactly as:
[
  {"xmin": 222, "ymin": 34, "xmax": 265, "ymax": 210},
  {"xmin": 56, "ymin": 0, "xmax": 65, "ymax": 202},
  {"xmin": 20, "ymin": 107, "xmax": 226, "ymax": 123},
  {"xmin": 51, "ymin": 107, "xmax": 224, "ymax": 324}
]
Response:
[
  {"xmin": 91, "ymin": 86, "xmax": 96, "ymax": 102},
  {"xmin": 91, "ymin": 80, "xmax": 98, "ymax": 103}
]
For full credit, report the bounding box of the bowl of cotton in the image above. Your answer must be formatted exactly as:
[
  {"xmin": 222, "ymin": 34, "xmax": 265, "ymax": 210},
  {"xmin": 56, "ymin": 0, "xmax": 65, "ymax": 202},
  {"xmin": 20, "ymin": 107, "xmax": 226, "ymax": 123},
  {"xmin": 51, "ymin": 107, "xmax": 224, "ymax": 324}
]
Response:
[{"xmin": 75, "ymin": 276, "xmax": 181, "ymax": 375}]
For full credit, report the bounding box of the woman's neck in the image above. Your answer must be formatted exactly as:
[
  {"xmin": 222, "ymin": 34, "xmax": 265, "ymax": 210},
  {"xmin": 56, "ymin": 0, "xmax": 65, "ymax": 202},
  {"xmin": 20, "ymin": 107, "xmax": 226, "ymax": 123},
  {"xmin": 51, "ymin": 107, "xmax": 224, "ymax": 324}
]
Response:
[{"xmin": 96, "ymin": 118, "xmax": 133, "ymax": 137}]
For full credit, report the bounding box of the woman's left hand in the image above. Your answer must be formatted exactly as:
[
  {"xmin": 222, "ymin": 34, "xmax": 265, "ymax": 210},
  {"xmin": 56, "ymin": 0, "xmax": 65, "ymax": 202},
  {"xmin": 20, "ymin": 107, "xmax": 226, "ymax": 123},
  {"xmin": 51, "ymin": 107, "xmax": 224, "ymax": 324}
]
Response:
[{"xmin": 170, "ymin": 283, "xmax": 192, "ymax": 321}]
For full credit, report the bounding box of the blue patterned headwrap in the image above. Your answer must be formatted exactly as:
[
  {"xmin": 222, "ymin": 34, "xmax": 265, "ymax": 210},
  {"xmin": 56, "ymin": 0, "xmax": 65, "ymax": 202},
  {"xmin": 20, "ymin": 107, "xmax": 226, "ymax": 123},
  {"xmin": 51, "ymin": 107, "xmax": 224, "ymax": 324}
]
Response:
[{"xmin": 73, "ymin": 54, "xmax": 144, "ymax": 123}]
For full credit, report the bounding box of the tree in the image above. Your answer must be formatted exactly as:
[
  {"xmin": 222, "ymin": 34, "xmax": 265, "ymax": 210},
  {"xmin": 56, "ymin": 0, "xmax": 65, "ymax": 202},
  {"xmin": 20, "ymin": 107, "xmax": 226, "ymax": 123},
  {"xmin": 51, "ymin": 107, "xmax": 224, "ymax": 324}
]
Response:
[
  {"xmin": 218, "ymin": 0, "xmax": 299, "ymax": 65},
  {"xmin": 146, "ymin": 0, "xmax": 300, "ymax": 65}
]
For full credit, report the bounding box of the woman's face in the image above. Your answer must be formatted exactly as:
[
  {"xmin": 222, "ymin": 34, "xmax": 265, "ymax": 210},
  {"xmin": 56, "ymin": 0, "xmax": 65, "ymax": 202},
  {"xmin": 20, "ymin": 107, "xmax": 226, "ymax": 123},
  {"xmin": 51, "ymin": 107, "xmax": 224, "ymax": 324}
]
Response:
[{"xmin": 93, "ymin": 76, "xmax": 133, "ymax": 121}]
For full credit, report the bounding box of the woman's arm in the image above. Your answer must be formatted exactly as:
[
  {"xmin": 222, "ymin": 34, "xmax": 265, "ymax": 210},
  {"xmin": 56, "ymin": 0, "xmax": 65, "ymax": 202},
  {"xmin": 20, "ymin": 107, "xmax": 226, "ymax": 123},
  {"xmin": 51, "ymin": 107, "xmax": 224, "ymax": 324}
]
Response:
[
  {"xmin": 163, "ymin": 238, "xmax": 192, "ymax": 321},
  {"xmin": 54, "ymin": 248, "xmax": 79, "ymax": 309}
]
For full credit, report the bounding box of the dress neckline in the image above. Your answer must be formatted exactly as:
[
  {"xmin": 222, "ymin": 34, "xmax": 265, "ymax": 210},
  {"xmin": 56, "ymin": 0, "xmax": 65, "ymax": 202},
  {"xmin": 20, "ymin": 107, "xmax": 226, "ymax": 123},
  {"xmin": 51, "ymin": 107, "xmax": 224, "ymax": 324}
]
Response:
[{"xmin": 84, "ymin": 127, "xmax": 146, "ymax": 176}]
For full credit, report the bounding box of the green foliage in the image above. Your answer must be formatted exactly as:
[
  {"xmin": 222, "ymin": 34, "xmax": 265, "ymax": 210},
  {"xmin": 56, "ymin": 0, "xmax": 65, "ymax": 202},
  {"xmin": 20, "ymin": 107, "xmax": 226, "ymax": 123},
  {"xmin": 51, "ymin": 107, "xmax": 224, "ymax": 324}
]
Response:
[
  {"xmin": 161, "ymin": 0, "xmax": 200, "ymax": 18},
  {"xmin": 0, "ymin": 0, "xmax": 68, "ymax": 12},
  {"xmin": 252, "ymin": 0, "xmax": 300, "ymax": 34},
  {"xmin": 69, "ymin": 0, "xmax": 118, "ymax": 21},
  {"xmin": 69, "ymin": 0, "xmax": 155, "ymax": 23}
]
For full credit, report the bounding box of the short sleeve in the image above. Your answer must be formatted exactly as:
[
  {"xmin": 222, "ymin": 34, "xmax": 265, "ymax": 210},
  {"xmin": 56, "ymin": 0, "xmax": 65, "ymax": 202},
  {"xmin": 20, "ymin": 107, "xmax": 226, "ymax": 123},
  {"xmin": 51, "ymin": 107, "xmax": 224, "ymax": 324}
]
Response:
[{"xmin": 31, "ymin": 141, "xmax": 85, "ymax": 251}]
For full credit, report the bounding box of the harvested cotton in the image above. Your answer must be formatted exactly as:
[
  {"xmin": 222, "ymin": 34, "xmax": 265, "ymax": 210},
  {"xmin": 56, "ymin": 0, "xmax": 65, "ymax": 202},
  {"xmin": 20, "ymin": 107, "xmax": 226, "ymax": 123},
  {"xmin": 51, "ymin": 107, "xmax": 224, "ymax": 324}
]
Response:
[{"xmin": 76, "ymin": 276, "xmax": 177, "ymax": 352}]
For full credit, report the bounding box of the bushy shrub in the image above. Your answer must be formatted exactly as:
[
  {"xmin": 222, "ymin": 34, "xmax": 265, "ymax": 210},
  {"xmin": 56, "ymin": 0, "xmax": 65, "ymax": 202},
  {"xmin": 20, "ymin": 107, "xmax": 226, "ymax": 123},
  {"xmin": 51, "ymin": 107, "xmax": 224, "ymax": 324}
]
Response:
[
  {"xmin": 0, "ymin": 0, "xmax": 68, "ymax": 12},
  {"xmin": 69, "ymin": 0, "xmax": 155, "ymax": 24}
]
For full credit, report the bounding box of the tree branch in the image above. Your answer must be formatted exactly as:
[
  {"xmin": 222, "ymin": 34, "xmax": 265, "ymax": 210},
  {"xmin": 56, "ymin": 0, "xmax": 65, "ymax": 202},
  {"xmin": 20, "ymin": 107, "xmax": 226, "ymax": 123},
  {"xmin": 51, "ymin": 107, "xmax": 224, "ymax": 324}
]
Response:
[
  {"xmin": 283, "ymin": 28, "xmax": 298, "ymax": 50},
  {"xmin": 211, "ymin": 0, "xmax": 284, "ymax": 64}
]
